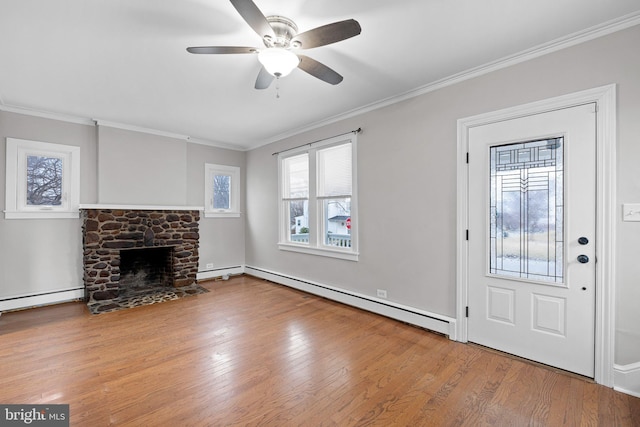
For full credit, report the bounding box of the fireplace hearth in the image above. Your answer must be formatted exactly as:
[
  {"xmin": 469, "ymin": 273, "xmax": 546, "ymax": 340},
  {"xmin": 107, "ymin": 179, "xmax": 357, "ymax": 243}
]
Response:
[{"xmin": 81, "ymin": 207, "xmax": 201, "ymax": 310}]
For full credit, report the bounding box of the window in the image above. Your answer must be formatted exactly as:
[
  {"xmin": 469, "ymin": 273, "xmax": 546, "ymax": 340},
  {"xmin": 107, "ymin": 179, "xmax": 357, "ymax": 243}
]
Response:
[
  {"xmin": 5, "ymin": 138, "xmax": 80, "ymax": 219},
  {"xmin": 278, "ymin": 134, "xmax": 358, "ymax": 261},
  {"xmin": 204, "ymin": 163, "xmax": 240, "ymax": 218}
]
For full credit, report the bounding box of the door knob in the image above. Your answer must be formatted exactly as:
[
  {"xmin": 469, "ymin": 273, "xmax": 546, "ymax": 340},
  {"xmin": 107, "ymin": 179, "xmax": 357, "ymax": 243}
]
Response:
[
  {"xmin": 578, "ymin": 237, "xmax": 589, "ymax": 245},
  {"xmin": 577, "ymin": 255, "xmax": 589, "ymax": 264}
]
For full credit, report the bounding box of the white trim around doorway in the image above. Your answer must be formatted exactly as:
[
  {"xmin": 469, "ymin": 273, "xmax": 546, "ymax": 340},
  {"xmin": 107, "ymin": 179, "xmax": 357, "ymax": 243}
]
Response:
[{"xmin": 456, "ymin": 84, "xmax": 617, "ymax": 386}]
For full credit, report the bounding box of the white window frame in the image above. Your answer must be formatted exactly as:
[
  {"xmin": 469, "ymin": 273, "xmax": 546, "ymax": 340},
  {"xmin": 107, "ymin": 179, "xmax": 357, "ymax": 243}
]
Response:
[
  {"xmin": 278, "ymin": 134, "xmax": 358, "ymax": 261},
  {"xmin": 5, "ymin": 138, "xmax": 80, "ymax": 219},
  {"xmin": 204, "ymin": 163, "xmax": 240, "ymax": 218}
]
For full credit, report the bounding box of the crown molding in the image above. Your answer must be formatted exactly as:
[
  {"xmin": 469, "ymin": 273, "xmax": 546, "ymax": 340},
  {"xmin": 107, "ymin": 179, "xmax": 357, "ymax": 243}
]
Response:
[
  {"xmin": 184, "ymin": 136, "xmax": 250, "ymax": 152},
  {"xmin": 0, "ymin": 105, "xmax": 244, "ymax": 151},
  {"xmin": 248, "ymin": 10, "xmax": 640, "ymax": 151},
  {"xmin": 95, "ymin": 120, "xmax": 244, "ymax": 151},
  {"xmin": 0, "ymin": 103, "xmax": 95, "ymax": 126},
  {"xmin": 94, "ymin": 119, "xmax": 190, "ymax": 141}
]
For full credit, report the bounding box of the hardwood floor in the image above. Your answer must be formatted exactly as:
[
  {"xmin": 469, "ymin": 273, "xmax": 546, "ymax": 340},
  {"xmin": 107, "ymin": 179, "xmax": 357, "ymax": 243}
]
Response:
[{"xmin": 1, "ymin": 275, "xmax": 638, "ymax": 426}]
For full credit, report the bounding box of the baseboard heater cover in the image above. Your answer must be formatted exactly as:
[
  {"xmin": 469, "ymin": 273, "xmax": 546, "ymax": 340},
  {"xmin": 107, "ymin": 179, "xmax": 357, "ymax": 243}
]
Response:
[
  {"xmin": 614, "ymin": 362, "xmax": 640, "ymax": 398},
  {"xmin": 0, "ymin": 288, "xmax": 85, "ymax": 312},
  {"xmin": 245, "ymin": 266, "xmax": 456, "ymax": 338},
  {"xmin": 197, "ymin": 266, "xmax": 245, "ymax": 281}
]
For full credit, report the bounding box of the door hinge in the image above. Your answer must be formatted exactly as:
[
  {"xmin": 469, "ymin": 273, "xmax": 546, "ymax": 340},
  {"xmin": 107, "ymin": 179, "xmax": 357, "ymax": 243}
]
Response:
[
  {"xmin": 465, "ymin": 306, "xmax": 469, "ymax": 318},
  {"xmin": 466, "ymin": 229, "xmax": 469, "ymax": 240},
  {"xmin": 466, "ymin": 152, "xmax": 469, "ymax": 164}
]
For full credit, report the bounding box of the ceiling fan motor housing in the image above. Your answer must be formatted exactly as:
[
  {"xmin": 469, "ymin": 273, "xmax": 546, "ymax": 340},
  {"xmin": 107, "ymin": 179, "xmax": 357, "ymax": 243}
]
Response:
[{"xmin": 264, "ymin": 16, "xmax": 299, "ymax": 48}]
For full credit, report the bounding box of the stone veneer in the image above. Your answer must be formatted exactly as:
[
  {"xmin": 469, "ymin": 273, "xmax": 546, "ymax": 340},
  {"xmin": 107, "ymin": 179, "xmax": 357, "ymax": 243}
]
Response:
[{"xmin": 82, "ymin": 209, "xmax": 200, "ymax": 303}]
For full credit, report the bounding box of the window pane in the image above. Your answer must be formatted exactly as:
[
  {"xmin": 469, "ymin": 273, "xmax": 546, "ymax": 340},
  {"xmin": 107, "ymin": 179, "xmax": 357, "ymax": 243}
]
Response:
[
  {"xmin": 323, "ymin": 198, "xmax": 351, "ymax": 248},
  {"xmin": 489, "ymin": 138, "xmax": 564, "ymax": 283},
  {"xmin": 288, "ymin": 200, "xmax": 309, "ymax": 244},
  {"xmin": 213, "ymin": 174, "xmax": 231, "ymax": 209},
  {"xmin": 318, "ymin": 143, "xmax": 352, "ymax": 197},
  {"xmin": 283, "ymin": 154, "xmax": 309, "ymax": 199},
  {"xmin": 27, "ymin": 155, "xmax": 63, "ymax": 206}
]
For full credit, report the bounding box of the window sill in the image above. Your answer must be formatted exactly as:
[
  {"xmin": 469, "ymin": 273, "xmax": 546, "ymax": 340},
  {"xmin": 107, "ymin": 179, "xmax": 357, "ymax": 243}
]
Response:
[
  {"xmin": 204, "ymin": 211, "xmax": 241, "ymax": 218},
  {"xmin": 278, "ymin": 242, "xmax": 359, "ymax": 261},
  {"xmin": 4, "ymin": 210, "xmax": 80, "ymax": 219}
]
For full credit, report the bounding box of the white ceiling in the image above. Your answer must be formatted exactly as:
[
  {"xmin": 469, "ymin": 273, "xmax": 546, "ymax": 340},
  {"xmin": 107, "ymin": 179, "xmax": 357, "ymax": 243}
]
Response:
[{"xmin": 1, "ymin": 0, "xmax": 639, "ymax": 150}]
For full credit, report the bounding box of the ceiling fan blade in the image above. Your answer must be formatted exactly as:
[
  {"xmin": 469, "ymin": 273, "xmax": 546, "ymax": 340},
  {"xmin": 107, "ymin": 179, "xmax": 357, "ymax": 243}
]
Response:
[
  {"xmin": 292, "ymin": 19, "xmax": 361, "ymax": 49},
  {"xmin": 187, "ymin": 46, "xmax": 257, "ymax": 54},
  {"xmin": 229, "ymin": 0, "xmax": 275, "ymax": 40},
  {"xmin": 255, "ymin": 66, "xmax": 275, "ymax": 89},
  {"xmin": 297, "ymin": 55, "xmax": 343, "ymax": 85}
]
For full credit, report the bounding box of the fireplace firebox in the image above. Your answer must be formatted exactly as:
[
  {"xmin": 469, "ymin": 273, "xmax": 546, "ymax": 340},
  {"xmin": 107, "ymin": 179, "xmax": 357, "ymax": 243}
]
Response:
[{"xmin": 118, "ymin": 246, "xmax": 175, "ymax": 297}]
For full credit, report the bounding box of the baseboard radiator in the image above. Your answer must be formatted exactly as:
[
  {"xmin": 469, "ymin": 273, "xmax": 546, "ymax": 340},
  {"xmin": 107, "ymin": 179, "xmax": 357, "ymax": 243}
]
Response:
[
  {"xmin": 245, "ymin": 266, "xmax": 456, "ymax": 338},
  {"xmin": 614, "ymin": 362, "xmax": 640, "ymax": 398},
  {"xmin": 197, "ymin": 266, "xmax": 245, "ymax": 281},
  {"xmin": 0, "ymin": 288, "xmax": 85, "ymax": 312}
]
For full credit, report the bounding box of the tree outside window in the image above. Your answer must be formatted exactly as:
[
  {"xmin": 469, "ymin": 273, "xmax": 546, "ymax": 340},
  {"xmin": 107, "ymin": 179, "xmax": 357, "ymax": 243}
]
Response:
[
  {"xmin": 213, "ymin": 174, "xmax": 231, "ymax": 210},
  {"xmin": 27, "ymin": 155, "xmax": 63, "ymax": 206}
]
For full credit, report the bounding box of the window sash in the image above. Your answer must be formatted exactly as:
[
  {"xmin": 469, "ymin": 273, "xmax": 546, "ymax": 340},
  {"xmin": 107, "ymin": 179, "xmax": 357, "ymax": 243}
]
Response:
[
  {"xmin": 282, "ymin": 153, "xmax": 309, "ymax": 199},
  {"xmin": 317, "ymin": 142, "xmax": 352, "ymax": 198}
]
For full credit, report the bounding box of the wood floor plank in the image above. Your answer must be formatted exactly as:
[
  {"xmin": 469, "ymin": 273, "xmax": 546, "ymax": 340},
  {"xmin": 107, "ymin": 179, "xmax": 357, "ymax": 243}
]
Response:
[{"xmin": 0, "ymin": 274, "xmax": 638, "ymax": 426}]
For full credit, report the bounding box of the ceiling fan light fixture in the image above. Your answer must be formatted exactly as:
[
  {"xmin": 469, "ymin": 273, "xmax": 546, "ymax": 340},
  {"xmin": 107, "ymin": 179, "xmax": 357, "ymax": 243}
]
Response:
[{"xmin": 258, "ymin": 48, "xmax": 299, "ymax": 77}]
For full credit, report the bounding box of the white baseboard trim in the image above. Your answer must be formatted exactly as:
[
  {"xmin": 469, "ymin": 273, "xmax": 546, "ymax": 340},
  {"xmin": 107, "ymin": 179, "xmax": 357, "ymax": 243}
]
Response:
[
  {"xmin": 614, "ymin": 361, "xmax": 640, "ymax": 398},
  {"xmin": 197, "ymin": 265, "xmax": 245, "ymax": 281},
  {"xmin": 245, "ymin": 266, "xmax": 456, "ymax": 338},
  {"xmin": 0, "ymin": 288, "xmax": 85, "ymax": 312}
]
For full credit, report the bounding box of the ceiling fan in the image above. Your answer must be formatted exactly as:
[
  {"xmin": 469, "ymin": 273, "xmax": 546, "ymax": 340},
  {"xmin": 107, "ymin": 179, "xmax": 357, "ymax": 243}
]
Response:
[{"xmin": 187, "ymin": 0, "xmax": 362, "ymax": 89}]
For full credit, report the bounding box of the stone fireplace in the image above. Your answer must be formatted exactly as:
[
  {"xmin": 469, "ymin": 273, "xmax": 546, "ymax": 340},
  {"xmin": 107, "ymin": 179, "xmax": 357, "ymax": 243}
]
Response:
[{"xmin": 81, "ymin": 207, "xmax": 200, "ymax": 304}]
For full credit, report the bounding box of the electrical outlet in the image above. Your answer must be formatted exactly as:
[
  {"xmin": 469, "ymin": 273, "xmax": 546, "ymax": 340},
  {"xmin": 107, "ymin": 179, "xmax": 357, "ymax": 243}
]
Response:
[
  {"xmin": 377, "ymin": 289, "xmax": 387, "ymax": 299},
  {"xmin": 206, "ymin": 263, "xmax": 214, "ymax": 269}
]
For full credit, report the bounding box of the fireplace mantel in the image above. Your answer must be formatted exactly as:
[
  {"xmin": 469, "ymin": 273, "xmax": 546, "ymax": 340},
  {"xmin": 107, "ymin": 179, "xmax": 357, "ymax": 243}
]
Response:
[{"xmin": 80, "ymin": 204, "xmax": 204, "ymax": 211}]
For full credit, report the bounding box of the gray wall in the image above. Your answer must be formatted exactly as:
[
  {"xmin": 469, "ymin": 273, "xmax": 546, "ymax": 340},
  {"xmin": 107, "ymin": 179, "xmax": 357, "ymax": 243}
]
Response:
[
  {"xmin": 0, "ymin": 114, "xmax": 246, "ymax": 300},
  {"xmin": 98, "ymin": 126, "xmax": 188, "ymax": 206},
  {"xmin": 245, "ymin": 25, "xmax": 640, "ymax": 366},
  {"xmin": 0, "ymin": 112, "xmax": 97, "ymax": 297}
]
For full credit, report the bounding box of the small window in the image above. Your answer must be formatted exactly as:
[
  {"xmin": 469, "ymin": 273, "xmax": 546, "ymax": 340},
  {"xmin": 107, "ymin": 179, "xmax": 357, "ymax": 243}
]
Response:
[
  {"xmin": 205, "ymin": 163, "xmax": 240, "ymax": 218},
  {"xmin": 278, "ymin": 133, "xmax": 358, "ymax": 261},
  {"xmin": 5, "ymin": 138, "xmax": 80, "ymax": 219}
]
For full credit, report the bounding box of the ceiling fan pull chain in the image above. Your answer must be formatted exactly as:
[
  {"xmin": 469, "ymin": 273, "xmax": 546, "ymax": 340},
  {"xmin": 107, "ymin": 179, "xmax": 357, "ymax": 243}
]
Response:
[{"xmin": 276, "ymin": 76, "xmax": 280, "ymax": 99}]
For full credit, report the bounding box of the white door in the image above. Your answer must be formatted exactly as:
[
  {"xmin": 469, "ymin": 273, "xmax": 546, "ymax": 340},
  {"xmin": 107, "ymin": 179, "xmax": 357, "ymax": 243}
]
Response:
[{"xmin": 467, "ymin": 103, "xmax": 596, "ymax": 377}]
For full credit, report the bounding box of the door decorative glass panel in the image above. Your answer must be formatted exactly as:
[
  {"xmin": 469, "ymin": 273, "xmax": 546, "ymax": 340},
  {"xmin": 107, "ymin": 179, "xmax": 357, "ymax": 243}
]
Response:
[{"xmin": 489, "ymin": 138, "xmax": 564, "ymax": 283}]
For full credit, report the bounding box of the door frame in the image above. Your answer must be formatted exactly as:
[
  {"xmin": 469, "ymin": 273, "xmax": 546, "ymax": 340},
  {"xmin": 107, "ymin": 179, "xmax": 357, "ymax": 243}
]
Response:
[{"xmin": 456, "ymin": 85, "xmax": 617, "ymax": 386}]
